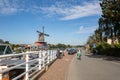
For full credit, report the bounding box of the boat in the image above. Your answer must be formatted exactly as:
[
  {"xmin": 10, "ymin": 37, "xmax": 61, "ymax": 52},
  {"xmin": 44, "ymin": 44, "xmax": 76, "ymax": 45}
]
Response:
[{"xmin": 0, "ymin": 44, "xmax": 25, "ymax": 80}]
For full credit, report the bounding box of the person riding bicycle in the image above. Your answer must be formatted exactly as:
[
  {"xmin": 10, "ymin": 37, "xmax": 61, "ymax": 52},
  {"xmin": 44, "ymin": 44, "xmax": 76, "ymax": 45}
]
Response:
[{"xmin": 77, "ymin": 49, "xmax": 82, "ymax": 59}]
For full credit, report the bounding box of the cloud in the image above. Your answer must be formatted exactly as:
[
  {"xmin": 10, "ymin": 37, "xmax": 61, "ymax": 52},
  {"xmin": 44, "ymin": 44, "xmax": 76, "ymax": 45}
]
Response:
[
  {"xmin": 0, "ymin": 7, "xmax": 17, "ymax": 14},
  {"xmin": 0, "ymin": 0, "xmax": 23, "ymax": 14},
  {"xmin": 0, "ymin": 0, "xmax": 30, "ymax": 15},
  {"xmin": 76, "ymin": 26, "xmax": 98, "ymax": 34},
  {"xmin": 0, "ymin": 0, "xmax": 101, "ymax": 20},
  {"xmin": 41, "ymin": 1, "xmax": 101, "ymax": 20}
]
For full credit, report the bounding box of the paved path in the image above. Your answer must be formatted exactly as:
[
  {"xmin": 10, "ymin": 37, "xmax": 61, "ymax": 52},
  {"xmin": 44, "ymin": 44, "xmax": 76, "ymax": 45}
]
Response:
[
  {"xmin": 37, "ymin": 52, "xmax": 75, "ymax": 80},
  {"xmin": 67, "ymin": 50, "xmax": 120, "ymax": 80}
]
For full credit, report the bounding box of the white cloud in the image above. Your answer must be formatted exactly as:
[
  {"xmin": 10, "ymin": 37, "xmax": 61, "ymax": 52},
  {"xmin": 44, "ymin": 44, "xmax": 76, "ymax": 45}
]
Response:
[
  {"xmin": 0, "ymin": 0, "xmax": 32, "ymax": 15},
  {"xmin": 0, "ymin": 0, "xmax": 19, "ymax": 14},
  {"xmin": 0, "ymin": 0, "xmax": 101, "ymax": 20},
  {"xmin": 76, "ymin": 26, "xmax": 98, "ymax": 34},
  {"xmin": 41, "ymin": 1, "xmax": 101, "ymax": 20},
  {"xmin": 79, "ymin": 26, "xmax": 84, "ymax": 31},
  {"xmin": 0, "ymin": 7, "xmax": 17, "ymax": 14}
]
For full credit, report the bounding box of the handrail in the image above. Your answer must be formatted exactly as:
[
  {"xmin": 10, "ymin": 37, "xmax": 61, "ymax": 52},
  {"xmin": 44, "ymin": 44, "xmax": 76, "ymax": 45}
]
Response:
[
  {"xmin": 0, "ymin": 50, "xmax": 57, "ymax": 80},
  {"xmin": 0, "ymin": 52, "xmax": 26, "ymax": 58}
]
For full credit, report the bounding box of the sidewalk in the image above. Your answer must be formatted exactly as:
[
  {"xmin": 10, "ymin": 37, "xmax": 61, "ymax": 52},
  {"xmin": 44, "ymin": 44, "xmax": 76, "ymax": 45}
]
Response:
[{"xmin": 37, "ymin": 53, "xmax": 75, "ymax": 80}]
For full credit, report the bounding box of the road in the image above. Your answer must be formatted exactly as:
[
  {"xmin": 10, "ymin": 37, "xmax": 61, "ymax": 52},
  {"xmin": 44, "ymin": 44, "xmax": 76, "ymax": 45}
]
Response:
[{"xmin": 67, "ymin": 50, "xmax": 120, "ymax": 80}]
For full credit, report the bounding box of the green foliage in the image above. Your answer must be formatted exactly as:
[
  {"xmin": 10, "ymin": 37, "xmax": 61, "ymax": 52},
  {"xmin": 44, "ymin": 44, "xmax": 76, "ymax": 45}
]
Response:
[
  {"xmin": 113, "ymin": 44, "xmax": 120, "ymax": 56},
  {"xmin": 95, "ymin": 42, "xmax": 111, "ymax": 55},
  {"xmin": 95, "ymin": 43, "xmax": 120, "ymax": 57},
  {"xmin": 114, "ymin": 44, "xmax": 120, "ymax": 48},
  {"xmin": 99, "ymin": 0, "xmax": 120, "ymax": 43},
  {"xmin": 87, "ymin": 0, "xmax": 120, "ymax": 57},
  {"xmin": 4, "ymin": 41, "xmax": 10, "ymax": 44},
  {"xmin": 49, "ymin": 43, "xmax": 72, "ymax": 49}
]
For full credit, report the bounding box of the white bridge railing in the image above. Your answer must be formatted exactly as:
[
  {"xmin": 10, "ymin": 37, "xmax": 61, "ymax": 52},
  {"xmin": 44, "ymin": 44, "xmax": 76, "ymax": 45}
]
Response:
[{"xmin": 0, "ymin": 50, "xmax": 57, "ymax": 80}]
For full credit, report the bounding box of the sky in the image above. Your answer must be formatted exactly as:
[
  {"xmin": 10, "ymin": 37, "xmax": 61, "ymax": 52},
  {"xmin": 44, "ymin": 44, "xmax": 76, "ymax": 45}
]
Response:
[{"xmin": 0, "ymin": 0, "xmax": 102, "ymax": 45}]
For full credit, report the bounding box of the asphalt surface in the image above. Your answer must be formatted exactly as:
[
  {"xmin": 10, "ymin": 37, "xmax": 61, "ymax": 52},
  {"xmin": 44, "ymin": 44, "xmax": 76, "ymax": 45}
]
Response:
[{"xmin": 67, "ymin": 50, "xmax": 120, "ymax": 80}]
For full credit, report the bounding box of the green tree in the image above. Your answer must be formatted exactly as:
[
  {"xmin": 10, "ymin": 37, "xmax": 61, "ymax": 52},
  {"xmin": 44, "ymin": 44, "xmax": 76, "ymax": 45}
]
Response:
[
  {"xmin": 5, "ymin": 41, "xmax": 10, "ymax": 44},
  {"xmin": 99, "ymin": 0, "xmax": 120, "ymax": 44}
]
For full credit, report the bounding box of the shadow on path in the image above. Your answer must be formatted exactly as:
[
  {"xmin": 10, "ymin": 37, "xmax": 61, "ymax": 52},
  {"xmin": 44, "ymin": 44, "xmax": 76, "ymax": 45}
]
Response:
[{"xmin": 85, "ymin": 53, "xmax": 120, "ymax": 63}]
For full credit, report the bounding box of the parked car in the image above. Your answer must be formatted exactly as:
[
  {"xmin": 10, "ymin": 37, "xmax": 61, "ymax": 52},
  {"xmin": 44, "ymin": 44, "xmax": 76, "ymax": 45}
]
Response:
[
  {"xmin": 56, "ymin": 49, "xmax": 64, "ymax": 59},
  {"xmin": 68, "ymin": 48, "xmax": 77, "ymax": 55}
]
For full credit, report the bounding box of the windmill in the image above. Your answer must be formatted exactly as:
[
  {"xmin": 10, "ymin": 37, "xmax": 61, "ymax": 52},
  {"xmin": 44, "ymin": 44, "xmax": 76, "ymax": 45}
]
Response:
[
  {"xmin": 36, "ymin": 26, "xmax": 49, "ymax": 42},
  {"xmin": 35, "ymin": 26, "xmax": 49, "ymax": 49}
]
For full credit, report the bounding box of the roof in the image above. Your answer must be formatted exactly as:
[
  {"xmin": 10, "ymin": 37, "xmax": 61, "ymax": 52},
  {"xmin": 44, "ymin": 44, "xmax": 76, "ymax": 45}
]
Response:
[{"xmin": 34, "ymin": 42, "xmax": 48, "ymax": 47}]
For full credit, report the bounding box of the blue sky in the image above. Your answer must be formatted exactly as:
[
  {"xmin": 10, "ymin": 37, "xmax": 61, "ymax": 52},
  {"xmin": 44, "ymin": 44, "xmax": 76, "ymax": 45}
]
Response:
[{"xmin": 0, "ymin": 0, "xmax": 101, "ymax": 45}]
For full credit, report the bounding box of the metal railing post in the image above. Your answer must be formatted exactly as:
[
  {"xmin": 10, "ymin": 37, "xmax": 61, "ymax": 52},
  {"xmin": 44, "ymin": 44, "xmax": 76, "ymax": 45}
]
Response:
[
  {"xmin": 49, "ymin": 50, "xmax": 51, "ymax": 62},
  {"xmin": 47, "ymin": 50, "xmax": 50, "ymax": 64},
  {"xmin": 44, "ymin": 50, "xmax": 47, "ymax": 65},
  {"xmin": 53, "ymin": 50, "xmax": 55, "ymax": 60},
  {"xmin": 55, "ymin": 50, "xmax": 57, "ymax": 59},
  {"xmin": 52, "ymin": 50, "xmax": 54, "ymax": 60},
  {"xmin": 25, "ymin": 52, "xmax": 29, "ymax": 80},
  {"xmin": 38, "ymin": 50, "xmax": 42, "ymax": 70},
  {"xmin": 42, "ymin": 50, "xmax": 45, "ymax": 68},
  {"xmin": 54, "ymin": 50, "xmax": 56, "ymax": 59},
  {"xmin": 50, "ymin": 50, "xmax": 52, "ymax": 61}
]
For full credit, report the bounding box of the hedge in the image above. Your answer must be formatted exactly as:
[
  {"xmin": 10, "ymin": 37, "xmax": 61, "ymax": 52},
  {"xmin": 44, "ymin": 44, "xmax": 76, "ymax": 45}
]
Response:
[{"xmin": 95, "ymin": 43, "xmax": 120, "ymax": 57}]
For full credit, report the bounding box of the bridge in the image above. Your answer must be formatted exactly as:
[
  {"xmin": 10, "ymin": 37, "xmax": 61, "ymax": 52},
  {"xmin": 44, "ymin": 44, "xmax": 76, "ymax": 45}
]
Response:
[{"xmin": 0, "ymin": 50, "xmax": 57, "ymax": 80}]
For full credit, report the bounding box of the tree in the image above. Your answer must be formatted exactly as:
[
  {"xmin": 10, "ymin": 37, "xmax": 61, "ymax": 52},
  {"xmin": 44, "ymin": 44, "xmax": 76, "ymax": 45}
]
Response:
[
  {"xmin": 5, "ymin": 41, "xmax": 10, "ymax": 44},
  {"xmin": 48, "ymin": 43, "xmax": 72, "ymax": 49},
  {"xmin": 56, "ymin": 43, "xmax": 66, "ymax": 48},
  {"xmin": 99, "ymin": 0, "xmax": 120, "ymax": 44}
]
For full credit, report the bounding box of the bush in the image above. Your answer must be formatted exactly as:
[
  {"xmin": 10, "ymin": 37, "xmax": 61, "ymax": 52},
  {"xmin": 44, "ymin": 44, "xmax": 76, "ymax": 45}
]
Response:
[
  {"xmin": 114, "ymin": 44, "xmax": 120, "ymax": 48},
  {"xmin": 95, "ymin": 43, "xmax": 120, "ymax": 57},
  {"xmin": 95, "ymin": 43, "xmax": 112, "ymax": 55},
  {"xmin": 112, "ymin": 44, "xmax": 120, "ymax": 57}
]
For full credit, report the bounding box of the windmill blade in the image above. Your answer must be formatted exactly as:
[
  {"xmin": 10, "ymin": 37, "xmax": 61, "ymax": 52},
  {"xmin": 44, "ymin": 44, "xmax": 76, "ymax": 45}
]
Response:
[
  {"xmin": 36, "ymin": 30, "xmax": 40, "ymax": 33},
  {"xmin": 37, "ymin": 31, "xmax": 43, "ymax": 34},
  {"xmin": 44, "ymin": 33, "xmax": 49, "ymax": 37}
]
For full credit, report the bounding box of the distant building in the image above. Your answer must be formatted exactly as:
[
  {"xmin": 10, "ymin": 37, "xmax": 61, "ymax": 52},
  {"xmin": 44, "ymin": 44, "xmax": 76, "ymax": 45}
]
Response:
[
  {"xmin": 85, "ymin": 44, "xmax": 90, "ymax": 51},
  {"xmin": 34, "ymin": 42, "xmax": 49, "ymax": 49},
  {"xmin": 107, "ymin": 38, "xmax": 112, "ymax": 45},
  {"xmin": 107, "ymin": 38, "xmax": 119, "ymax": 45}
]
